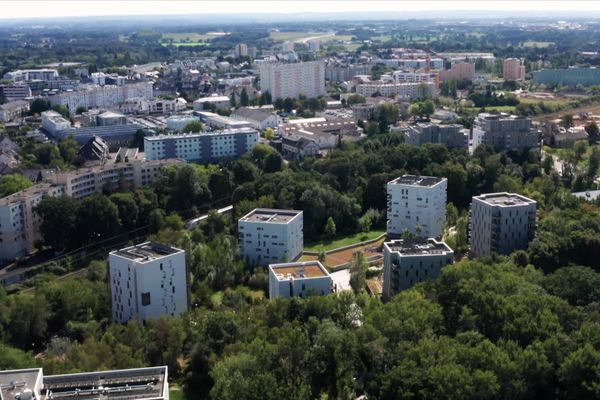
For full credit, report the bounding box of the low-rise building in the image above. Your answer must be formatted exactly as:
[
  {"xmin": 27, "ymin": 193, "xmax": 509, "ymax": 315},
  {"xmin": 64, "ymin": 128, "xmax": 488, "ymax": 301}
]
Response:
[
  {"xmin": 41, "ymin": 110, "xmax": 71, "ymax": 136},
  {"xmin": 197, "ymin": 111, "xmax": 253, "ymax": 130},
  {"xmin": 269, "ymin": 261, "xmax": 332, "ymax": 299},
  {"xmin": 230, "ymin": 107, "xmax": 279, "ymax": 130},
  {"xmin": 383, "ymin": 238, "xmax": 454, "ymax": 299},
  {"xmin": 278, "ymin": 117, "xmax": 359, "ymax": 150},
  {"xmin": 469, "ymin": 192, "xmax": 537, "ymax": 258},
  {"xmin": 166, "ymin": 114, "xmax": 200, "ymax": 131},
  {"xmin": 144, "ymin": 128, "xmax": 258, "ymax": 162},
  {"xmin": 78, "ymin": 135, "xmax": 110, "ymax": 163},
  {"xmin": 281, "ymin": 136, "xmax": 319, "ymax": 159},
  {"xmin": 238, "ymin": 208, "xmax": 303, "ymax": 266},
  {"xmin": 0, "ymin": 100, "xmax": 30, "ymax": 122},
  {"xmin": 193, "ymin": 95, "xmax": 231, "ymax": 111},
  {"xmin": 387, "ymin": 175, "xmax": 447, "ymax": 239},
  {"xmin": 0, "ymin": 366, "xmax": 169, "ymax": 400},
  {"xmin": 109, "ymin": 241, "xmax": 188, "ymax": 323},
  {"xmin": 97, "ymin": 111, "xmax": 127, "ymax": 126},
  {"xmin": 404, "ymin": 123, "xmax": 469, "ymax": 149}
]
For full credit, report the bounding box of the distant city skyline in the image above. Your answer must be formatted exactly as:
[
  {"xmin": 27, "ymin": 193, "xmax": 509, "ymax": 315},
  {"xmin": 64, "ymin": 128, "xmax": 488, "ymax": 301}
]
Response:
[{"xmin": 2, "ymin": 1, "xmax": 600, "ymax": 20}]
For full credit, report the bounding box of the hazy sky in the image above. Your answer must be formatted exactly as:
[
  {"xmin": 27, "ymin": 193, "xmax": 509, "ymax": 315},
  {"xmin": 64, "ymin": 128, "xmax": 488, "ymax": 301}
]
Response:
[{"xmin": 1, "ymin": 1, "xmax": 600, "ymax": 20}]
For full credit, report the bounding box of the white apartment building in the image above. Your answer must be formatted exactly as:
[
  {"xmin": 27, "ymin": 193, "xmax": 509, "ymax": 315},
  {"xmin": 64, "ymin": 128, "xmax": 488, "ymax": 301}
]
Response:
[
  {"xmin": 356, "ymin": 82, "xmax": 436, "ymax": 100},
  {"xmin": 469, "ymin": 193, "xmax": 537, "ymax": 258},
  {"xmin": 144, "ymin": 128, "xmax": 258, "ymax": 162},
  {"xmin": 0, "ymin": 100, "xmax": 30, "ymax": 122},
  {"xmin": 282, "ymin": 41, "xmax": 295, "ymax": 52},
  {"xmin": 238, "ymin": 208, "xmax": 304, "ymax": 266},
  {"xmin": 3, "ymin": 69, "xmax": 59, "ymax": 82},
  {"xmin": 0, "ymin": 366, "xmax": 169, "ymax": 400},
  {"xmin": 41, "ymin": 110, "xmax": 71, "ymax": 135},
  {"xmin": 109, "ymin": 241, "xmax": 188, "ymax": 323},
  {"xmin": 258, "ymin": 61, "xmax": 325, "ymax": 100},
  {"xmin": 0, "ymin": 184, "xmax": 65, "ymax": 262},
  {"xmin": 52, "ymin": 158, "xmax": 181, "ymax": 200},
  {"xmin": 269, "ymin": 261, "xmax": 332, "ymax": 299},
  {"xmin": 120, "ymin": 97, "xmax": 187, "ymax": 115},
  {"xmin": 392, "ymin": 70, "xmax": 438, "ymax": 84},
  {"xmin": 387, "ymin": 175, "xmax": 447, "ymax": 238},
  {"xmin": 308, "ymin": 40, "xmax": 320, "ymax": 52},
  {"xmin": 193, "ymin": 96, "xmax": 231, "ymax": 111},
  {"xmin": 383, "ymin": 238, "xmax": 454, "ymax": 299},
  {"xmin": 0, "ymin": 159, "xmax": 181, "ymax": 262},
  {"xmin": 48, "ymin": 81, "xmax": 153, "ymax": 115}
]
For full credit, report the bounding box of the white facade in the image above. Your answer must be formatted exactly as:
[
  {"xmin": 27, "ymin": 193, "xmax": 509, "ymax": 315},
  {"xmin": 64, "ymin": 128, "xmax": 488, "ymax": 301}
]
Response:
[
  {"xmin": 0, "ymin": 100, "xmax": 30, "ymax": 122},
  {"xmin": 238, "ymin": 208, "xmax": 303, "ymax": 266},
  {"xmin": 0, "ymin": 159, "xmax": 181, "ymax": 262},
  {"xmin": 230, "ymin": 107, "xmax": 280, "ymax": 130},
  {"xmin": 392, "ymin": 71, "xmax": 438, "ymax": 84},
  {"xmin": 0, "ymin": 184, "xmax": 65, "ymax": 262},
  {"xmin": 48, "ymin": 81, "xmax": 153, "ymax": 115},
  {"xmin": 193, "ymin": 96, "xmax": 231, "ymax": 111},
  {"xmin": 109, "ymin": 242, "xmax": 188, "ymax": 323},
  {"xmin": 259, "ymin": 61, "xmax": 325, "ymax": 100},
  {"xmin": 41, "ymin": 110, "xmax": 72, "ymax": 135},
  {"xmin": 469, "ymin": 193, "xmax": 537, "ymax": 258},
  {"xmin": 197, "ymin": 111, "xmax": 253, "ymax": 130},
  {"xmin": 387, "ymin": 175, "xmax": 447, "ymax": 238},
  {"xmin": 383, "ymin": 238, "xmax": 454, "ymax": 299},
  {"xmin": 166, "ymin": 115, "xmax": 199, "ymax": 131},
  {"xmin": 144, "ymin": 128, "xmax": 258, "ymax": 162},
  {"xmin": 269, "ymin": 261, "xmax": 332, "ymax": 299},
  {"xmin": 3, "ymin": 69, "xmax": 58, "ymax": 82},
  {"xmin": 356, "ymin": 82, "xmax": 436, "ymax": 100}
]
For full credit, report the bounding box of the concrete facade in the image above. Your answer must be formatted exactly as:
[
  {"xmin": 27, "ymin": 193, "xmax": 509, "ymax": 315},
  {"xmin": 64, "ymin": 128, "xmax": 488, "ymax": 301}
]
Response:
[
  {"xmin": 109, "ymin": 242, "xmax": 188, "ymax": 323},
  {"xmin": 387, "ymin": 175, "xmax": 447, "ymax": 239},
  {"xmin": 383, "ymin": 238, "xmax": 454, "ymax": 299},
  {"xmin": 238, "ymin": 208, "xmax": 303, "ymax": 266},
  {"xmin": 269, "ymin": 261, "xmax": 332, "ymax": 299},
  {"xmin": 469, "ymin": 192, "xmax": 537, "ymax": 258}
]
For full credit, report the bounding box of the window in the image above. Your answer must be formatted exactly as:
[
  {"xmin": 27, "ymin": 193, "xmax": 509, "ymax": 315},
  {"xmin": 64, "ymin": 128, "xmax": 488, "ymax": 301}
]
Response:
[{"xmin": 141, "ymin": 292, "xmax": 151, "ymax": 306}]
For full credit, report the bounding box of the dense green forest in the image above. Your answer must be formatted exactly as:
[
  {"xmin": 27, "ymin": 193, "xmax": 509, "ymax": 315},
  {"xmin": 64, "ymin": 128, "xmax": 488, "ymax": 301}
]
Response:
[{"xmin": 0, "ymin": 132, "xmax": 599, "ymax": 398}]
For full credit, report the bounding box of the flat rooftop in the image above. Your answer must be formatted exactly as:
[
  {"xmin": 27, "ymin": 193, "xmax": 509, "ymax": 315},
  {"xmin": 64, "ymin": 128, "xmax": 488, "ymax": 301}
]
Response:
[
  {"xmin": 385, "ymin": 239, "xmax": 453, "ymax": 256},
  {"xmin": 0, "ymin": 183, "xmax": 62, "ymax": 206},
  {"xmin": 475, "ymin": 192, "xmax": 536, "ymax": 207},
  {"xmin": 0, "ymin": 368, "xmax": 43, "ymax": 400},
  {"xmin": 389, "ymin": 175, "xmax": 445, "ymax": 187},
  {"xmin": 112, "ymin": 242, "xmax": 182, "ymax": 262},
  {"xmin": 144, "ymin": 128, "xmax": 256, "ymax": 141},
  {"xmin": 42, "ymin": 367, "xmax": 167, "ymax": 400},
  {"xmin": 270, "ymin": 261, "xmax": 329, "ymax": 280},
  {"xmin": 240, "ymin": 208, "xmax": 301, "ymax": 224}
]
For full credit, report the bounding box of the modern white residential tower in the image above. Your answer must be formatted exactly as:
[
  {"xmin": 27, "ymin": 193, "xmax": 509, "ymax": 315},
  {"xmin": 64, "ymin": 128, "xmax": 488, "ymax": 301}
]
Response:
[
  {"xmin": 238, "ymin": 208, "xmax": 303, "ymax": 266},
  {"xmin": 109, "ymin": 242, "xmax": 188, "ymax": 323},
  {"xmin": 387, "ymin": 175, "xmax": 447, "ymax": 238}
]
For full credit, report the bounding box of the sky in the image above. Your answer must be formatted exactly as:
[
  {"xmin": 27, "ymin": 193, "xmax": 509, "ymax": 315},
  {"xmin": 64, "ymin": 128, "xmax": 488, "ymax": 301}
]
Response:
[{"xmin": 1, "ymin": 0, "xmax": 600, "ymax": 20}]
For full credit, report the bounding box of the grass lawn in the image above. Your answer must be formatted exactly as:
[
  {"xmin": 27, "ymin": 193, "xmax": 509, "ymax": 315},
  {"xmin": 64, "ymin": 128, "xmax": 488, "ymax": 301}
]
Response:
[
  {"xmin": 169, "ymin": 387, "xmax": 186, "ymax": 400},
  {"xmin": 521, "ymin": 40, "xmax": 554, "ymax": 48},
  {"xmin": 519, "ymin": 97, "xmax": 573, "ymax": 107},
  {"xmin": 305, "ymin": 230, "xmax": 385, "ymax": 252}
]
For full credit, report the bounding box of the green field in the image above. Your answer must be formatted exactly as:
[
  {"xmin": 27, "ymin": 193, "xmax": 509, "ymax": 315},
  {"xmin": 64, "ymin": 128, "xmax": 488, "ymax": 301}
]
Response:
[
  {"xmin": 520, "ymin": 40, "xmax": 554, "ymax": 48},
  {"xmin": 169, "ymin": 388, "xmax": 186, "ymax": 400},
  {"xmin": 371, "ymin": 35, "xmax": 392, "ymax": 42},
  {"xmin": 465, "ymin": 106, "xmax": 517, "ymax": 113},
  {"xmin": 305, "ymin": 230, "xmax": 385, "ymax": 252}
]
